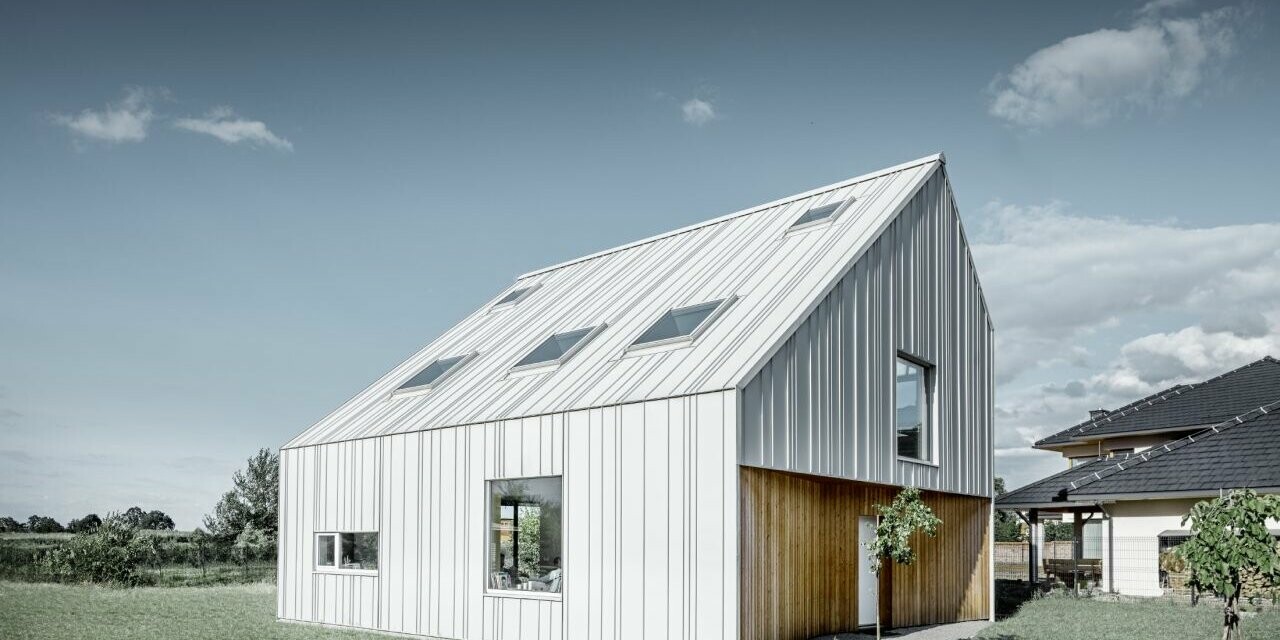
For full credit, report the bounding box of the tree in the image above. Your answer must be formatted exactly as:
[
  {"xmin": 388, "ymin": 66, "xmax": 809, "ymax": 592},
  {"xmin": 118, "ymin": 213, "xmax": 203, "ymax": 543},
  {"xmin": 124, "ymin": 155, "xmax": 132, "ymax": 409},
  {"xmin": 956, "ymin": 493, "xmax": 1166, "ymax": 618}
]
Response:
[
  {"xmin": 140, "ymin": 510, "xmax": 175, "ymax": 530},
  {"xmin": 66, "ymin": 513, "xmax": 102, "ymax": 533},
  {"xmin": 0, "ymin": 516, "xmax": 25, "ymax": 532},
  {"xmin": 119, "ymin": 507, "xmax": 146, "ymax": 528},
  {"xmin": 1178, "ymin": 489, "xmax": 1280, "ymax": 640},
  {"xmin": 864, "ymin": 487, "xmax": 942, "ymax": 640},
  {"xmin": 231, "ymin": 523, "xmax": 273, "ymax": 578},
  {"xmin": 993, "ymin": 477, "xmax": 1024, "ymax": 542},
  {"xmin": 26, "ymin": 515, "xmax": 63, "ymax": 533},
  {"xmin": 204, "ymin": 448, "xmax": 279, "ymax": 544}
]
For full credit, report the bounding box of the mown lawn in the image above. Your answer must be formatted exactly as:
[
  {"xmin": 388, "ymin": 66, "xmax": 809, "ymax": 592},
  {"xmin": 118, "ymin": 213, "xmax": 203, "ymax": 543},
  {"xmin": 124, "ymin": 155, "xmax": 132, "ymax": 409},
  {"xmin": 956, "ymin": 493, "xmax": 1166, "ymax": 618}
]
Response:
[
  {"xmin": 0, "ymin": 581, "xmax": 385, "ymax": 640},
  {"xmin": 978, "ymin": 595, "xmax": 1280, "ymax": 640}
]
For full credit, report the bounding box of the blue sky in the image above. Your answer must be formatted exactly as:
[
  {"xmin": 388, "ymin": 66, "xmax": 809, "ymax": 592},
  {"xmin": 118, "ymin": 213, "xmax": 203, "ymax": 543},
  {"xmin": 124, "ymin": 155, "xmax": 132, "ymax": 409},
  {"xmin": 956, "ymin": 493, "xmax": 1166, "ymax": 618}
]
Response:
[{"xmin": 2, "ymin": 0, "xmax": 1278, "ymax": 527}]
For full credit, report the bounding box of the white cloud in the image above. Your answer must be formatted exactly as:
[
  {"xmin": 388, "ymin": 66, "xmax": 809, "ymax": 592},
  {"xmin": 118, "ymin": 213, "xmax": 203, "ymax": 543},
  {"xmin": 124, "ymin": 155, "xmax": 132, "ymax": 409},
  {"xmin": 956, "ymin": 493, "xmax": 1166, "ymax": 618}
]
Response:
[
  {"xmin": 988, "ymin": 5, "xmax": 1241, "ymax": 128},
  {"xmin": 51, "ymin": 86, "xmax": 161, "ymax": 143},
  {"xmin": 173, "ymin": 106, "xmax": 293, "ymax": 151},
  {"xmin": 975, "ymin": 202, "xmax": 1280, "ymax": 488},
  {"xmin": 681, "ymin": 98, "xmax": 717, "ymax": 126},
  {"xmin": 973, "ymin": 201, "xmax": 1280, "ymax": 383}
]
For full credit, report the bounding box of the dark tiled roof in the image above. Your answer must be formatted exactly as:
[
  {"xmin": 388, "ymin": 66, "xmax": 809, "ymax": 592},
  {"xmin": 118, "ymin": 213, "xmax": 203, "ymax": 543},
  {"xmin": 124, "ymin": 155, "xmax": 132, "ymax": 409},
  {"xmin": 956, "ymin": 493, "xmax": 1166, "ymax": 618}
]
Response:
[
  {"xmin": 1070, "ymin": 402, "xmax": 1280, "ymax": 498},
  {"xmin": 995, "ymin": 457, "xmax": 1121, "ymax": 508},
  {"xmin": 1035, "ymin": 357, "xmax": 1280, "ymax": 448},
  {"xmin": 1036, "ymin": 384, "xmax": 1190, "ymax": 446}
]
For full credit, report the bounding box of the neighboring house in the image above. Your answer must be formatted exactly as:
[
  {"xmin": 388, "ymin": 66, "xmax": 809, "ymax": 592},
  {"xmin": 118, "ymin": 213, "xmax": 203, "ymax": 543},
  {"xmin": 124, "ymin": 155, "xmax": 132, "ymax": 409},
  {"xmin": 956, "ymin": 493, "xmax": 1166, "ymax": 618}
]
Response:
[
  {"xmin": 277, "ymin": 153, "xmax": 995, "ymax": 640},
  {"xmin": 997, "ymin": 356, "xmax": 1280, "ymax": 596}
]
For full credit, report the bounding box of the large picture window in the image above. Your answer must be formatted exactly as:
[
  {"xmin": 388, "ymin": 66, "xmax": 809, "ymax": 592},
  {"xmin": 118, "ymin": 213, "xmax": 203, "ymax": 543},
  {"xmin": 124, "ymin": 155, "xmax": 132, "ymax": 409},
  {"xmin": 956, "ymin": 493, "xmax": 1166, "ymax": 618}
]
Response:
[
  {"xmin": 896, "ymin": 354, "xmax": 933, "ymax": 462},
  {"xmin": 315, "ymin": 532, "xmax": 379, "ymax": 572},
  {"xmin": 488, "ymin": 476, "xmax": 563, "ymax": 594}
]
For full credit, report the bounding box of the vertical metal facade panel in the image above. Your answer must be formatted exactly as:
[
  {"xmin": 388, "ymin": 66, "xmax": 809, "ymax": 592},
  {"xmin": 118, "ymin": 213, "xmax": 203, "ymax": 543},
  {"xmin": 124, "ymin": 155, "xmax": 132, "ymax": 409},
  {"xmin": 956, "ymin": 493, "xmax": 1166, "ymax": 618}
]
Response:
[
  {"xmin": 278, "ymin": 389, "xmax": 738, "ymax": 640},
  {"xmin": 740, "ymin": 171, "xmax": 993, "ymax": 497}
]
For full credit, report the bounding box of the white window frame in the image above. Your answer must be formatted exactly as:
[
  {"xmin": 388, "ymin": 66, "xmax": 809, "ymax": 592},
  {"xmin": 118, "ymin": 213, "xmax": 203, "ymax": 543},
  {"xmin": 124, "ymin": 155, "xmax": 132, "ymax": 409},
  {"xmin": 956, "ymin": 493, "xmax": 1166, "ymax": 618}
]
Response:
[
  {"xmin": 894, "ymin": 352, "xmax": 937, "ymax": 466},
  {"xmin": 509, "ymin": 324, "xmax": 607, "ymax": 376},
  {"xmin": 484, "ymin": 475, "xmax": 564, "ymax": 601},
  {"xmin": 786, "ymin": 196, "xmax": 856, "ymax": 234},
  {"xmin": 314, "ymin": 531, "xmax": 379, "ymax": 576},
  {"xmin": 391, "ymin": 351, "xmax": 478, "ymax": 398},
  {"xmin": 625, "ymin": 296, "xmax": 737, "ymax": 356},
  {"xmin": 488, "ymin": 282, "xmax": 541, "ymax": 313}
]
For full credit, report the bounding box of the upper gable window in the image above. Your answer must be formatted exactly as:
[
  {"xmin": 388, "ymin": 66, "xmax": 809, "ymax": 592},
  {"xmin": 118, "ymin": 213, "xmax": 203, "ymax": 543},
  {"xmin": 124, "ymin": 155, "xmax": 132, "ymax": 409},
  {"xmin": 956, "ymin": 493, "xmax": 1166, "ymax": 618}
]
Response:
[
  {"xmin": 789, "ymin": 198, "xmax": 852, "ymax": 230},
  {"xmin": 630, "ymin": 298, "xmax": 734, "ymax": 350},
  {"xmin": 491, "ymin": 283, "xmax": 539, "ymax": 310},
  {"xmin": 395, "ymin": 354, "xmax": 473, "ymax": 394},
  {"xmin": 895, "ymin": 354, "xmax": 934, "ymax": 463},
  {"xmin": 513, "ymin": 325, "xmax": 604, "ymax": 371}
]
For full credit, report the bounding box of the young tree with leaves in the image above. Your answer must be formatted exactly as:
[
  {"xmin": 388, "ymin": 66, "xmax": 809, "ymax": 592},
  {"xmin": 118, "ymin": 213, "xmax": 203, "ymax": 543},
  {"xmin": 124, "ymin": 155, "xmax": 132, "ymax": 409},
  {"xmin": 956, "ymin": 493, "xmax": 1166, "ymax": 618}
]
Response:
[
  {"xmin": 204, "ymin": 448, "xmax": 279, "ymax": 544},
  {"xmin": 1179, "ymin": 489, "xmax": 1280, "ymax": 640},
  {"xmin": 864, "ymin": 487, "xmax": 942, "ymax": 640}
]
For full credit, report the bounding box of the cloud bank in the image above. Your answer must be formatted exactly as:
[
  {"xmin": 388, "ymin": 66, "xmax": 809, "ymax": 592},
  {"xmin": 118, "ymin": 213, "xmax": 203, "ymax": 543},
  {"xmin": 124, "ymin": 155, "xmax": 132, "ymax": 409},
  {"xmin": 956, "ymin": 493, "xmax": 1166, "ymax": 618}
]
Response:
[
  {"xmin": 972, "ymin": 201, "xmax": 1280, "ymax": 484},
  {"xmin": 988, "ymin": 5, "xmax": 1242, "ymax": 128}
]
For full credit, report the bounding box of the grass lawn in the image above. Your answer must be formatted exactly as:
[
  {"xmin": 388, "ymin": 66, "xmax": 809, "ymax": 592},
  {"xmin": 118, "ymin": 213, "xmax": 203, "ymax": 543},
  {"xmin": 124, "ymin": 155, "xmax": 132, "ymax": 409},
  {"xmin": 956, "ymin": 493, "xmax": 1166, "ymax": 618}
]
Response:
[
  {"xmin": 0, "ymin": 581, "xmax": 386, "ymax": 640},
  {"xmin": 978, "ymin": 595, "xmax": 1280, "ymax": 640}
]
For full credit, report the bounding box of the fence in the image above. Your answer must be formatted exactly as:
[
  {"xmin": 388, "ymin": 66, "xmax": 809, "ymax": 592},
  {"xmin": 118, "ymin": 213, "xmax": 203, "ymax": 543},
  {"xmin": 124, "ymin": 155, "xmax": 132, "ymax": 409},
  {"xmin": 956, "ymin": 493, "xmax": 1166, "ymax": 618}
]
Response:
[{"xmin": 996, "ymin": 535, "xmax": 1280, "ymax": 608}]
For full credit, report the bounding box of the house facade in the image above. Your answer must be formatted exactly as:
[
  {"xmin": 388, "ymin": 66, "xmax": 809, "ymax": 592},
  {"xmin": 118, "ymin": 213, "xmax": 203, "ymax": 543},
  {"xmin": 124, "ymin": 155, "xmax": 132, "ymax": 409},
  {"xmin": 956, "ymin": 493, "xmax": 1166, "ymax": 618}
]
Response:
[
  {"xmin": 277, "ymin": 153, "xmax": 995, "ymax": 640},
  {"xmin": 997, "ymin": 357, "xmax": 1280, "ymax": 596}
]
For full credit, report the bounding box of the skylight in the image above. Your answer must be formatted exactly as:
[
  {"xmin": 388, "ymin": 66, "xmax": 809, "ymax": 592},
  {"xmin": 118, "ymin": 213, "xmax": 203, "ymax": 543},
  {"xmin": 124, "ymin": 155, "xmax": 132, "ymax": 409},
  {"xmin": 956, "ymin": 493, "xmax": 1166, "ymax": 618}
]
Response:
[
  {"xmin": 491, "ymin": 283, "xmax": 539, "ymax": 309},
  {"xmin": 790, "ymin": 198, "xmax": 850, "ymax": 229},
  {"xmin": 631, "ymin": 298, "xmax": 732, "ymax": 349},
  {"xmin": 513, "ymin": 326, "xmax": 603, "ymax": 370},
  {"xmin": 396, "ymin": 354, "xmax": 471, "ymax": 393}
]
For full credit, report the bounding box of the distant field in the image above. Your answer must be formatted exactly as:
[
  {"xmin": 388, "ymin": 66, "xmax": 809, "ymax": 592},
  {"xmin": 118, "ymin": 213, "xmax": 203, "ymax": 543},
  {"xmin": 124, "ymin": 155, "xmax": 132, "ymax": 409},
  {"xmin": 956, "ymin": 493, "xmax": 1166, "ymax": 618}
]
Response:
[
  {"xmin": 0, "ymin": 531, "xmax": 273, "ymax": 586},
  {"xmin": 0, "ymin": 581, "xmax": 386, "ymax": 640}
]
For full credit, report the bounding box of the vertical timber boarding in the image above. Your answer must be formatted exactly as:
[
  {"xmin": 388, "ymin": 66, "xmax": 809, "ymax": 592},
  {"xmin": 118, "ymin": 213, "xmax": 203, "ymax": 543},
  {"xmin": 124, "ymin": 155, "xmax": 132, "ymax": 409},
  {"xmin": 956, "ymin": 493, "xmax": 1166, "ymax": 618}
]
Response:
[{"xmin": 738, "ymin": 467, "xmax": 990, "ymax": 640}]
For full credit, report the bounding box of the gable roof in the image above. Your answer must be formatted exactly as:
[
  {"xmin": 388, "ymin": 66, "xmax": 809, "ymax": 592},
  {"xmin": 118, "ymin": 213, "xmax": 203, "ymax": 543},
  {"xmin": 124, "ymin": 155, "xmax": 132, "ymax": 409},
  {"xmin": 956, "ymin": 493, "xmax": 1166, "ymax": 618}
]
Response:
[
  {"xmin": 999, "ymin": 399, "xmax": 1280, "ymax": 509},
  {"xmin": 286, "ymin": 154, "xmax": 960, "ymax": 449},
  {"xmin": 1069, "ymin": 400, "xmax": 1280, "ymax": 499},
  {"xmin": 1035, "ymin": 356, "xmax": 1280, "ymax": 448},
  {"xmin": 995, "ymin": 456, "xmax": 1121, "ymax": 509}
]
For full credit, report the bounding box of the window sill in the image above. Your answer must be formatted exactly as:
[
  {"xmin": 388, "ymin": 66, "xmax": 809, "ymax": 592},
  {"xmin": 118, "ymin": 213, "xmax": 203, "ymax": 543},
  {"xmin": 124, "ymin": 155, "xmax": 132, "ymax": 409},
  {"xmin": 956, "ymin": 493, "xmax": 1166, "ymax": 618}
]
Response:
[
  {"xmin": 314, "ymin": 568, "xmax": 378, "ymax": 577},
  {"xmin": 484, "ymin": 589, "xmax": 563, "ymax": 602},
  {"xmin": 897, "ymin": 456, "xmax": 939, "ymax": 468},
  {"xmin": 623, "ymin": 336, "xmax": 695, "ymax": 357}
]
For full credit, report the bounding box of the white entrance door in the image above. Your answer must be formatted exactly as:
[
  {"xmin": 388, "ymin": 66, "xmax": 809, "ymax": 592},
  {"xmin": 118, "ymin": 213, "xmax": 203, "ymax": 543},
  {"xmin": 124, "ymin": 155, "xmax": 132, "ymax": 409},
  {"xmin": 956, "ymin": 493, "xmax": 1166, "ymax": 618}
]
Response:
[{"xmin": 858, "ymin": 516, "xmax": 879, "ymax": 627}]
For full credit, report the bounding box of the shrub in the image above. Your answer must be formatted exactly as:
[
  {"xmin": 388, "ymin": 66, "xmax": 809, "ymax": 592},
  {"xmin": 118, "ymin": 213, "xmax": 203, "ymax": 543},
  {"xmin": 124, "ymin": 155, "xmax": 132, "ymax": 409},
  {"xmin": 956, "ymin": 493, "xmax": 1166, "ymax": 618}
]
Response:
[{"xmin": 42, "ymin": 515, "xmax": 160, "ymax": 586}]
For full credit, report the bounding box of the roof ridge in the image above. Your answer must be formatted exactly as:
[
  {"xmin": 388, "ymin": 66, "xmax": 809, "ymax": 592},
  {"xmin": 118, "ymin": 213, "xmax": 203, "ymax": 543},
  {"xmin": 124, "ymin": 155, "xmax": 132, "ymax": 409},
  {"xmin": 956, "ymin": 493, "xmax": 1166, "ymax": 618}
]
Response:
[
  {"xmin": 1035, "ymin": 355, "xmax": 1280, "ymax": 446},
  {"xmin": 1066, "ymin": 398, "xmax": 1280, "ymax": 495},
  {"xmin": 518, "ymin": 153, "xmax": 945, "ymax": 279}
]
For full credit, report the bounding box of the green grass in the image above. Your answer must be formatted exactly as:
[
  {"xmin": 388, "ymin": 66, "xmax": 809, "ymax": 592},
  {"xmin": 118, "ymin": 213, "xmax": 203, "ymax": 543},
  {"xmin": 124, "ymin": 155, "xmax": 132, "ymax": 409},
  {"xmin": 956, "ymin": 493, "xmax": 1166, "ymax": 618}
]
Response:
[
  {"xmin": 978, "ymin": 594, "xmax": 1280, "ymax": 640},
  {"xmin": 0, "ymin": 581, "xmax": 388, "ymax": 640}
]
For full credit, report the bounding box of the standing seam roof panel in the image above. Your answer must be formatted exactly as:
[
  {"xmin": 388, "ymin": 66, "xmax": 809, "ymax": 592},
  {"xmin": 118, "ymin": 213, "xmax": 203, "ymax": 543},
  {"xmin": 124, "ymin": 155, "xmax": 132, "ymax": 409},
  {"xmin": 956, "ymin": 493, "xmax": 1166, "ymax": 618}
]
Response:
[{"xmin": 286, "ymin": 157, "xmax": 942, "ymax": 449}]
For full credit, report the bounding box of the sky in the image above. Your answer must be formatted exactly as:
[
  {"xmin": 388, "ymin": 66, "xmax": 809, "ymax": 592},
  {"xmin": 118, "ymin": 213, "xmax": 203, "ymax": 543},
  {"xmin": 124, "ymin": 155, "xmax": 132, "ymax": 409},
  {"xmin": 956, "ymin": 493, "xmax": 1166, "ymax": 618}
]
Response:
[{"xmin": 2, "ymin": 0, "xmax": 1278, "ymax": 529}]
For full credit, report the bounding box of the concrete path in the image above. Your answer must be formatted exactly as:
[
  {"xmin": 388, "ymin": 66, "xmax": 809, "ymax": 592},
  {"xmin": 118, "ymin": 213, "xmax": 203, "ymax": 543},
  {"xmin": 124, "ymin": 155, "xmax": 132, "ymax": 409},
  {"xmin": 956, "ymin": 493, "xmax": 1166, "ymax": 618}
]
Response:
[{"xmin": 811, "ymin": 620, "xmax": 991, "ymax": 640}]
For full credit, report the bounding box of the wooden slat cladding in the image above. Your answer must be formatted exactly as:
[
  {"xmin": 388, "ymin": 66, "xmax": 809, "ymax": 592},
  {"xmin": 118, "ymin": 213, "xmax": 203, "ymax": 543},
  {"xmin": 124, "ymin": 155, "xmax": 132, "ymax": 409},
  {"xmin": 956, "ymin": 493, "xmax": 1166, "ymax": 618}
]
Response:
[{"xmin": 739, "ymin": 467, "xmax": 989, "ymax": 640}]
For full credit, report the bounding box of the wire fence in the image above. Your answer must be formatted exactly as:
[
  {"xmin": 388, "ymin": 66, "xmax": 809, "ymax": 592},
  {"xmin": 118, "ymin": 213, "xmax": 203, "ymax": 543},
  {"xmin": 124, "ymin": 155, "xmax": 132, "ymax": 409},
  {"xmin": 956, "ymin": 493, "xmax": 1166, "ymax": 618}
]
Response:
[{"xmin": 995, "ymin": 535, "xmax": 1280, "ymax": 610}]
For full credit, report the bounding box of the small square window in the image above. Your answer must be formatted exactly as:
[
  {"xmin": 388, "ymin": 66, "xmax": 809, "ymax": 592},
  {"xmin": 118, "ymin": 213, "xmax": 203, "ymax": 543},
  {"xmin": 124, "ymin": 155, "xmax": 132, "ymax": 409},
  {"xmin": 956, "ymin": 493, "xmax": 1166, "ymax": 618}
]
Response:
[
  {"xmin": 513, "ymin": 326, "xmax": 603, "ymax": 371},
  {"xmin": 316, "ymin": 532, "xmax": 378, "ymax": 572},
  {"xmin": 630, "ymin": 298, "xmax": 733, "ymax": 349},
  {"xmin": 488, "ymin": 477, "xmax": 562, "ymax": 594},
  {"xmin": 790, "ymin": 197, "xmax": 852, "ymax": 230},
  {"xmin": 396, "ymin": 353, "xmax": 474, "ymax": 393},
  {"xmin": 895, "ymin": 354, "xmax": 934, "ymax": 462}
]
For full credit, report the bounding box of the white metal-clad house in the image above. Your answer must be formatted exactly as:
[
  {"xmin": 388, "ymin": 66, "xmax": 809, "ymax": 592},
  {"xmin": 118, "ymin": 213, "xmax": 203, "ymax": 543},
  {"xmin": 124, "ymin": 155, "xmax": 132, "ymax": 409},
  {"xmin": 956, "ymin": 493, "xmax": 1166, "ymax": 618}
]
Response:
[{"xmin": 278, "ymin": 153, "xmax": 995, "ymax": 640}]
